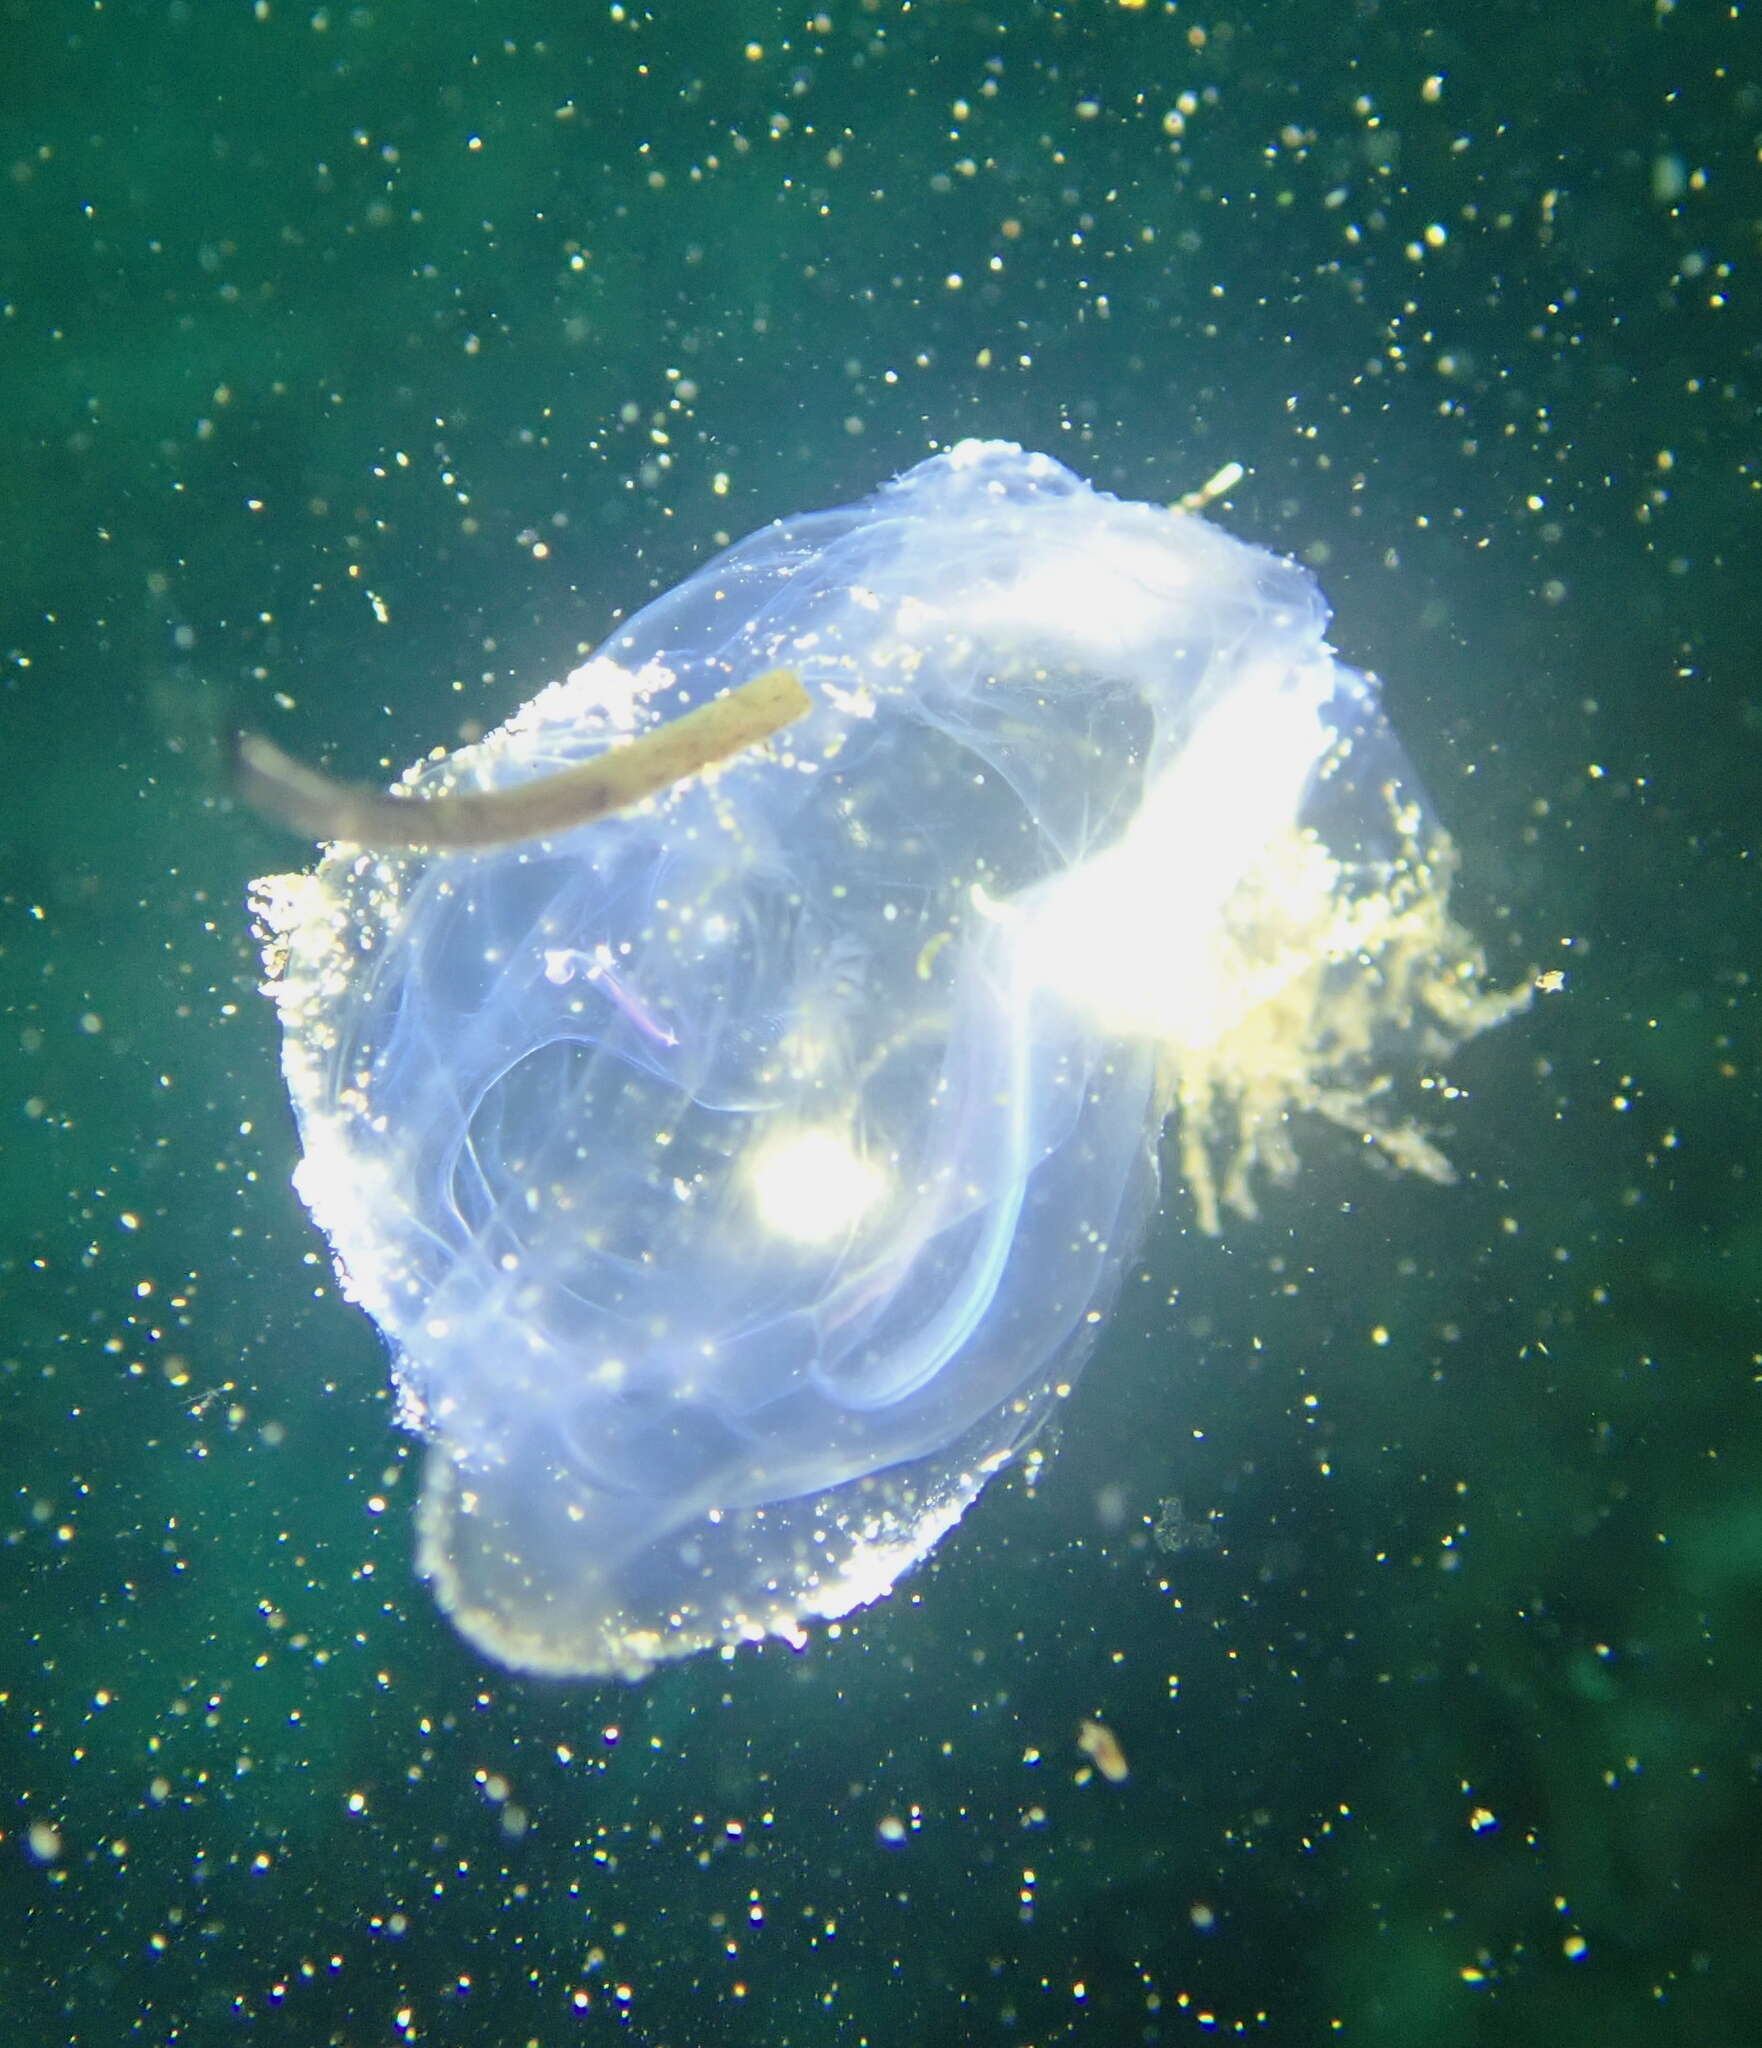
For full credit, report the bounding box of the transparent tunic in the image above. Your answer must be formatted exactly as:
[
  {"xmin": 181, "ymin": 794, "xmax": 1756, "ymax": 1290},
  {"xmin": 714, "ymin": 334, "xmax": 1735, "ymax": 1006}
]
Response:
[{"xmin": 251, "ymin": 440, "xmax": 1525, "ymax": 1679}]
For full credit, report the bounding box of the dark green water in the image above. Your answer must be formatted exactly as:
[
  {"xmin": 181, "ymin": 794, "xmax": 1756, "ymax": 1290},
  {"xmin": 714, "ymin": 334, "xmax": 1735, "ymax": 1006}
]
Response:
[{"xmin": 4, "ymin": 3, "xmax": 1757, "ymax": 2043}]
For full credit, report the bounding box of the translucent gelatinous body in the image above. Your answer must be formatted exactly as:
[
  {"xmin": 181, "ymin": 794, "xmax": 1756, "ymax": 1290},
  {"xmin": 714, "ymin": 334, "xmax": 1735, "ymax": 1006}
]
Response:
[{"xmin": 253, "ymin": 441, "xmax": 1523, "ymax": 1678}]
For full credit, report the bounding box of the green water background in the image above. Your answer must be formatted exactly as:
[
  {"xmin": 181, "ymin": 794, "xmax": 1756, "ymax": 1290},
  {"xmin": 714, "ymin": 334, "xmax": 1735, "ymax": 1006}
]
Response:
[{"xmin": 3, "ymin": 2, "xmax": 1758, "ymax": 2042}]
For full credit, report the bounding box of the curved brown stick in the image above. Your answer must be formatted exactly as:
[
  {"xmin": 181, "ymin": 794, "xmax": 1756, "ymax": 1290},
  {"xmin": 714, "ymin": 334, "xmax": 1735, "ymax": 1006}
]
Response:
[{"xmin": 233, "ymin": 667, "xmax": 811, "ymax": 850}]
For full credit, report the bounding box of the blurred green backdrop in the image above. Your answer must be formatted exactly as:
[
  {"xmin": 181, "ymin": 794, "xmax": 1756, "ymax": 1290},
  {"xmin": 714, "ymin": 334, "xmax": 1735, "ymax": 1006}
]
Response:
[{"xmin": 3, "ymin": 2, "xmax": 1758, "ymax": 2044}]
